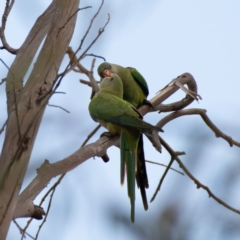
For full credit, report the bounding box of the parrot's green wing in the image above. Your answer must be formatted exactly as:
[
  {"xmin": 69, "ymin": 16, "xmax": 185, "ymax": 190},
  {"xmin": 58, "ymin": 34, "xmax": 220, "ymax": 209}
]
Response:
[
  {"xmin": 108, "ymin": 115, "xmax": 162, "ymax": 134},
  {"xmin": 127, "ymin": 67, "xmax": 149, "ymax": 97},
  {"xmin": 90, "ymin": 92, "xmax": 162, "ymax": 133}
]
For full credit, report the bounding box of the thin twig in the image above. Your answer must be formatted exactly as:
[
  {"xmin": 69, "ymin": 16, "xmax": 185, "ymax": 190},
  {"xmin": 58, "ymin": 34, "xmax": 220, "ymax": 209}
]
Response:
[
  {"xmin": 175, "ymin": 149, "xmax": 240, "ymax": 215},
  {"xmin": 0, "ymin": 58, "xmax": 9, "ymax": 72},
  {"xmin": 58, "ymin": 6, "xmax": 92, "ymax": 37},
  {"xmin": 21, "ymin": 218, "xmax": 32, "ymax": 240},
  {"xmin": 145, "ymin": 160, "xmax": 184, "ymax": 175},
  {"xmin": 63, "ymin": 6, "xmax": 92, "ymax": 28},
  {"xmin": 79, "ymin": 6, "xmax": 92, "ymax": 11},
  {"xmin": 150, "ymin": 137, "xmax": 240, "ymax": 216},
  {"xmin": 53, "ymin": 91, "xmax": 66, "ymax": 95},
  {"xmin": 56, "ymin": 0, "xmax": 109, "ymax": 92},
  {"xmin": 60, "ymin": 10, "xmax": 110, "ymax": 78},
  {"xmin": 77, "ymin": 0, "xmax": 104, "ymax": 53},
  {"xmin": 83, "ymin": 53, "xmax": 106, "ymax": 61},
  {"xmin": 78, "ymin": 13, "xmax": 110, "ymax": 62},
  {"xmin": 0, "ymin": 0, "xmax": 18, "ymax": 53},
  {"xmin": 157, "ymin": 108, "xmax": 240, "ymax": 147},
  {"xmin": 0, "ymin": 119, "xmax": 7, "ymax": 134},
  {"xmin": 13, "ymin": 219, "xmax": 35, "ymax": 240},
  {"xmin": 81, "ymin": 124, "xmax": 101, "ymax": 147},
  {"xmin": 89, "ymin": 58, "xmax": 99, "ymax": 96},
  {"xmin": 48, "ymin": 103, "xmax": 70, "ymax": 113},
  {"xmin": 151, "ymin": 108, "xmax": 240, "ymax": 199},
  {"xmin": 67, "ymin": 48, "xmax": 100, "ymax": 98},
  {"xmin": 35, "ymin": 191, "xmax": 54, "ymax": 239},
  {"xmin": 40, "ymin": 174, "xmax": 65, "ymax": 208},
  {"xmin": 0, "ymin": 78, "xmax": 6, "ymax": 85},
  {"xmin": 150, "ymin": 138, "xmax": 177, "ymax": 202},
  {"xmin": 80, "ymin": 124, "xmax": 109, "ymax": 162},
  {"xmin": 80, "ymin": 79, "xmax": 94, "ymax": 87},
  {"xmin": 35, "ymin": 178, "xmax": 61, "ymax": 240},
  {"xmin": 53, "ymin": 0, "xmax": 105, "ymax": 89},
  {"xmin": 22, "ymin": 174, "xmax": 66, "ymax": 238}
]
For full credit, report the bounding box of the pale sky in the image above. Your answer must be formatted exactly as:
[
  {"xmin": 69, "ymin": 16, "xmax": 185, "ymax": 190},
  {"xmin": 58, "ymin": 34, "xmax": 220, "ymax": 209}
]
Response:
[{"xmin": 1, "ymin": 1, "xmax": 240, "ymax": 240}]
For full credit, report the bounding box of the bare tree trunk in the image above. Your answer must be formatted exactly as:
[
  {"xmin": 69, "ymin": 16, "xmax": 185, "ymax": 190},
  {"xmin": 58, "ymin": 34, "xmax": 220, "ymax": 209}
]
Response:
[{"xmin": 0, "ymin": 0, "xmax": 79, "ymax": 238}]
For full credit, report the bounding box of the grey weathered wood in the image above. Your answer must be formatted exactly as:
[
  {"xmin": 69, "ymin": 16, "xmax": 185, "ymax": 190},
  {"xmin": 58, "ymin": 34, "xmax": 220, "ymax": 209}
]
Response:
[{"xmin": 0, "ymin": 0, "xmax": 79, "ymax": 238}]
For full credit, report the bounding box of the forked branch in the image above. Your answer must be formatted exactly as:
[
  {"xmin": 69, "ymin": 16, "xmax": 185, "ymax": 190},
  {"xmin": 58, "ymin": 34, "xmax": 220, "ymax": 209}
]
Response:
[
  {"xmin": 157, "ymin": 108, "xmax": 240, "ymax": 147},
  {"xmin": 0, "ymin": 0, "xmax": 18, "ymax": 54},
  {"xmin": 151, "ymin": 136, "xmax": 240, "ymax": 215}
]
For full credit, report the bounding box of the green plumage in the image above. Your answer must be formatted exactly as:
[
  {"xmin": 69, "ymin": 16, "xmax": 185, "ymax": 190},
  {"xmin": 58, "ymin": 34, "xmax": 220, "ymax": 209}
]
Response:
[
  {"xmin": 97, "ymin": 62, "xmax": 151, "ymax": 212},
  {"xmin": 97, "ymin": 62, "xmax": 148, "ymax": 108},
  {"xmin": 89, "ymin": 74, "xmax": 162, "ymax": 222},
  {"xmin": 120, "ymin": 128, "xmax": 139, "ymax": 222}
]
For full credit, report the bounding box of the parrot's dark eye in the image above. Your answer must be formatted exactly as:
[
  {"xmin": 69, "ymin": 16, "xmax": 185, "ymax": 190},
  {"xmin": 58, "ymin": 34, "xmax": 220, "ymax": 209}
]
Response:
[{"xmin": 110, "ymin": 77, "xmax": 113, "ymax": 81}]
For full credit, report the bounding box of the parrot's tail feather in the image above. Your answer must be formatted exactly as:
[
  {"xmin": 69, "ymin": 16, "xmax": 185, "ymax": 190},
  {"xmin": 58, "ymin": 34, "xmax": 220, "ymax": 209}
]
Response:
[
  {"xmin": 120, "ymin": 136, "xmax": 126, "ymax": 185},
  {"xmin": 120, "ymin": 129, "xmax": 138, "ymax": 223},
  {"xmin": 131, "ymin": 206, "xmax": 135, "ymax": 223},
  {"xmin": 136, "ymin": 134, "xmax": 149, "ymax": 210}
]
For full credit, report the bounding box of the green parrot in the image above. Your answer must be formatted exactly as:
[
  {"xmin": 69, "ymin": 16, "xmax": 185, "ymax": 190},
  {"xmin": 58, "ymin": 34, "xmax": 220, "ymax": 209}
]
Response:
[
  {"xmin": 97, "ymin": 62, "xmax": 152, "ymax": 212},
  {"xmin": 88, "ymin": 74, "xmax": 162, "ymax": 222},
  {"xmin": 97, "ymin": 62, "xmax": 149, "ymax": 108}
]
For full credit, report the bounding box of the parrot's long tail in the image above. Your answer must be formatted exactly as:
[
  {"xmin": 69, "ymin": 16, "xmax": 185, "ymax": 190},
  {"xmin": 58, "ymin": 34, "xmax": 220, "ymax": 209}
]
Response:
[
  {"xmin": 136, "ymin": 134, "xmax": 149, "ymax": 211},
  {"xmin": 120, "ymin": 129, "xmax": 139, "ymax": 223}
]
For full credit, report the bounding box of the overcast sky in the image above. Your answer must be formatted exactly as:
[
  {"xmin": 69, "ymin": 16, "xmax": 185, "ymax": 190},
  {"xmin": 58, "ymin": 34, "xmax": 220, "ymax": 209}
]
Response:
[{"xmin": 1, "ymin": 1, "xmax": 240, "ymax": 240}]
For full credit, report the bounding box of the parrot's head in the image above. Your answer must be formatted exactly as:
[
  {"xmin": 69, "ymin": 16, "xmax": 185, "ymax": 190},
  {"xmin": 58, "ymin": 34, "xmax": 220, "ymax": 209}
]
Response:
[
  {"xmin": 99, "ymin": 74, "xmax": 123, "ymax": 98},
  {"xmin": 98, "ymin": 62, "xmax": 112, "ymax": 78}
]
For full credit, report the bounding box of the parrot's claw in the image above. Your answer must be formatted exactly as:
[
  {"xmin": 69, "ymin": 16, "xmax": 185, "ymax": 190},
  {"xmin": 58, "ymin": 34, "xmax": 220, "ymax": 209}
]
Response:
[{"xmin": 100, "ymin": 131, "xmax": 114, "ymax": 138}]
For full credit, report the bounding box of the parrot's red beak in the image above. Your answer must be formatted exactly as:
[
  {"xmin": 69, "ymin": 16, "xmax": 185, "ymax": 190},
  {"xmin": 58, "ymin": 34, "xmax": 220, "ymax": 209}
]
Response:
[{"xmin": 103, "ymin": 69, "xmax": 112, "ymax": 77}]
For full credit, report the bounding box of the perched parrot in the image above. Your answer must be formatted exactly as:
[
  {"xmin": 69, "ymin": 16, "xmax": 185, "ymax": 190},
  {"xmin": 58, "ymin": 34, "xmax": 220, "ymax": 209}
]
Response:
[
  {"xmin": 88, "ymin": 74, "xmax": 162, "ymax": 222},
  {"xmin": 97, "ymin": 62, "xmax": 149, "ymax": 108},
  {"xmin": 97, "ymin": 62, "xmax": 152, "ymax": 211}
]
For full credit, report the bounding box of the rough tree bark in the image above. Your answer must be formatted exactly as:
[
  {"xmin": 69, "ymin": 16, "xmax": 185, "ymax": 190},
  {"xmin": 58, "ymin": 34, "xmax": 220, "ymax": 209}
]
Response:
[{"xmin": 0, "ymin": 0, "xmax": 80, "ymax": 238}]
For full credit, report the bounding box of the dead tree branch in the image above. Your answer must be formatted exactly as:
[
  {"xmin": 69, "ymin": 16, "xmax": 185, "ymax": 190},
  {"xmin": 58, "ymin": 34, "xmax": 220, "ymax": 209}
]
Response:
[
  {"xmin": 151, "ymin": 108, "xmax": 240, "ymax": 200},
  {"xmin": 14, "ymin": 135, "xmax": 119, "ymax": 219},
  {"xmin": 83, "ymin": 53, "xmax": 106, "ymax": 61},
  {"xmin": 139, "ymin": 73, "xmax": 199, "ymax": 114},
  {"xmin": 157, "ymin": 108, "xmax": 240, "ymax": 147},
  {"xmin": 77, "ymin": 0, "xmax": 105, "ymax": 53},
  {"xmin": 81, "ymin": 124, "xmax": 101, "ymax": 147},
  {"xmin": 151, "ymin": 136, "xmax": 240, "ymax": 215},
  {"xmin": 13, "ymin": 219, "xmax": 35, "ymax": 240},
  {"xmin": 48, "ymin": 103, "xmax": 70, "ymax": 113},
  {"xmin": 0, "ymin": 1, "xmax": 80, "ymax": 238},
  {"xmin": 0, "ymin": 0, "xmax": 18, "ymax": 54},
  {"xmin": 145, "ymin": 160, "xmax": 184, "ymax": 175}
]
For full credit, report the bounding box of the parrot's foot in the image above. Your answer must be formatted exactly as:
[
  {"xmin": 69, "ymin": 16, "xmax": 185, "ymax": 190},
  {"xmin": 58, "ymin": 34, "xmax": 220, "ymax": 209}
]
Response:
[
  {"xmin": 142, "ymin": 99, "xmax": 153, "ymax": 109},
  {"xmin": 100, "ymin": 131, "xmax": 120, "ymax": 139},
  {"xmin": 100, "ymin": 131, "xmax": 113, "ymax": 138}
]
